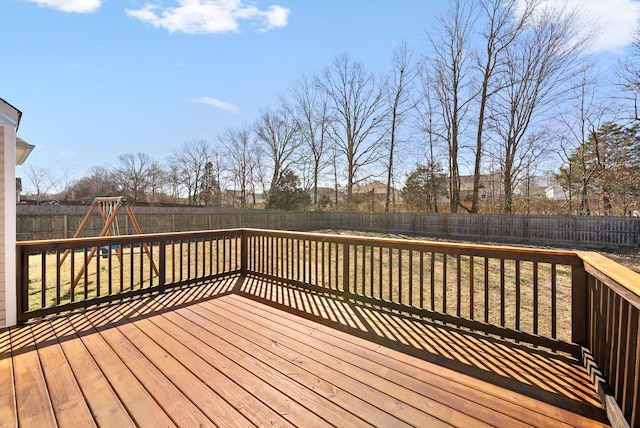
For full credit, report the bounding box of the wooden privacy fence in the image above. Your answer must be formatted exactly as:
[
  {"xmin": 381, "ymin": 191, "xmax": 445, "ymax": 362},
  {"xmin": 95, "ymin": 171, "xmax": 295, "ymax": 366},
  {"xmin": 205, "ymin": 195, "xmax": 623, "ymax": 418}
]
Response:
[
  {"xmin": 17, "ymin": 207, "xmax": 640, "ymax": 249},
  {"xmin": 15, "ymin": 228, "xmax": 640, "ymax": 425}
]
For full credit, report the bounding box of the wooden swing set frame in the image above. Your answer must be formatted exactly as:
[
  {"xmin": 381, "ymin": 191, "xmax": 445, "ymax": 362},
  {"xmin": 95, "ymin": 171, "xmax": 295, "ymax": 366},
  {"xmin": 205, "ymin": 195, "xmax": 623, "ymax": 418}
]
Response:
[{"xmin": 59, "ymin": 197, "xmax": 159, "ymax": 295}]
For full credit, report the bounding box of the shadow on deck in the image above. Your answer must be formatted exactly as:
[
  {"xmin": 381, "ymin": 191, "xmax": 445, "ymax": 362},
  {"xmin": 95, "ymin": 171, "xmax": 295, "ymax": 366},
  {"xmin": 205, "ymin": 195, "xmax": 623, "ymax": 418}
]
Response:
[{"xmin": 1, "ymin": 275, "xmax": 609, "ymax": 427}]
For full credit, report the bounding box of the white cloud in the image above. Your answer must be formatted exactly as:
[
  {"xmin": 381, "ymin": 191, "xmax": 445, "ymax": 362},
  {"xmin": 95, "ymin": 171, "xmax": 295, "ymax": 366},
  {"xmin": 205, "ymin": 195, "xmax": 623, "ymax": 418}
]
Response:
[
  {"xmin": 517, "ymin": 0, "xmax": 640, "ymax": 53},
  {"xmin": 125, "ymin": 0, "xmax": 290, "ymax": 34},
  {"xmin": 193, "ymin": 97, "xmax": 239, "ymax": 112},
  {"xmin": 26, "ymin": 0, "xmax": 102, "ymax": 13},
  {"xmin": 581, "ymin": 0, "xmax": 640, "ymax": 52}
]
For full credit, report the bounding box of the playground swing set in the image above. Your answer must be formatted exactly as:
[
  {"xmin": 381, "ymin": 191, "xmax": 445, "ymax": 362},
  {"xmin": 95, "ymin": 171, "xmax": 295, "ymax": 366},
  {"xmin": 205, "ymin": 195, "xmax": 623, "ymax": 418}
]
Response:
[{"xmin": 59, "ymin": 197, "xmax": 159, "ymax": 296}]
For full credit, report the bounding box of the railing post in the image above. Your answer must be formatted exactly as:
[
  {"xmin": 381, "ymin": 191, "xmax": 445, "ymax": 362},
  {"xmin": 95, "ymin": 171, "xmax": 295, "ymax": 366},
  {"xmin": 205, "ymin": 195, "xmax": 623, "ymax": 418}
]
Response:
[
  {"xmin": 572, "ymin": 262, "xmax": 588, "ymax": 346},
  {"xmin": 15, "ymin": 246, "xmax": 29, "ymax": 323}
]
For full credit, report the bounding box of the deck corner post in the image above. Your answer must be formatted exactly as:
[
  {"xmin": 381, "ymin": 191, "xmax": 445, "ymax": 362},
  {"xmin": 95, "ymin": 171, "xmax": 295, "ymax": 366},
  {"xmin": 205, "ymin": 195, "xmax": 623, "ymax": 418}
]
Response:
[
  {"xmin": 572, "ymin": 261, "xmax": 589, "ymax": 346},
  {"xmin": 15, "ymin": 246, "xmax": 28, "ymax": 324}
]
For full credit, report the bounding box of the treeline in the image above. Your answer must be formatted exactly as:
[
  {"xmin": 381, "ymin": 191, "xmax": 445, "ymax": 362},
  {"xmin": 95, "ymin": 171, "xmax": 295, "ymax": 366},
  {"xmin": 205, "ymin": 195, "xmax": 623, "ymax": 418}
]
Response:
[{"xmin": 21, "ymin": 0, "xmax": 640, "ymax": 215}]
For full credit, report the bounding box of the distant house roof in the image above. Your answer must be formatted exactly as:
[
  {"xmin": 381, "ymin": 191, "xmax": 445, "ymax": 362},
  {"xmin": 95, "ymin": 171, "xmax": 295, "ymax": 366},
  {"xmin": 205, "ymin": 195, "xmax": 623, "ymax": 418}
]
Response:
[{"xmin": 353, "ymin": 181, "xmax": 398, "ymax": 195}]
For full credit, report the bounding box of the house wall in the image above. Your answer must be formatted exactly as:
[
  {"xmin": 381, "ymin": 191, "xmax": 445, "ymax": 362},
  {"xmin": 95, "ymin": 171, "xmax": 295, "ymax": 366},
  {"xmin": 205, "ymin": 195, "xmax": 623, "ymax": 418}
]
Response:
[
  {"xmin": 0, "ymin": 127, "xmax": 4, "ymax": 326},
  {"xmin": 0, "ymin": 120, "xmax": 17, "ymax": 327}
]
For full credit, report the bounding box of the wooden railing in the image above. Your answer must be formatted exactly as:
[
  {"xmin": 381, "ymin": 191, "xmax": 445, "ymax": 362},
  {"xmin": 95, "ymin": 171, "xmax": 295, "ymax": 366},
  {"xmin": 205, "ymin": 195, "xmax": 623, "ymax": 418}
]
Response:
[
  {"xmin": 16, "ymin": 229, "xmax": 243, "ymax": 321},
  {"xmin": 15, "ymin": 228, "xmax": 640, "ymax": 426},
  {"xmin": 243, "ymin": 229, "xmax": 584, "ymax": 354},
  {"xmin": 578, "ymin": 252, "xmax": 640, "ymax": 427}
]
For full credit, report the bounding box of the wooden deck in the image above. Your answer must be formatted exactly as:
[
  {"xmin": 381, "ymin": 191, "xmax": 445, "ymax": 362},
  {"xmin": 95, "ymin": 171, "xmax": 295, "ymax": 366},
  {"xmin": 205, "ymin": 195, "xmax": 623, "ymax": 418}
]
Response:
[{"xmin": 1, "ymin": 275, "xmax": 610, "ymax": 427}]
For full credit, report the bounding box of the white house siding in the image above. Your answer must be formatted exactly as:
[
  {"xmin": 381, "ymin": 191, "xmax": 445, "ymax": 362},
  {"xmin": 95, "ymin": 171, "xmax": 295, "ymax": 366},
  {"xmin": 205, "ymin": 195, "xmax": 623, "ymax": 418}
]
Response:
[
  {"xmin": 0, "ymin": 100, "xmax": 19, "ymax": 328},
  {"xmin": 0, "ymin": 126, "xmax": 5, "ymax": 326}
]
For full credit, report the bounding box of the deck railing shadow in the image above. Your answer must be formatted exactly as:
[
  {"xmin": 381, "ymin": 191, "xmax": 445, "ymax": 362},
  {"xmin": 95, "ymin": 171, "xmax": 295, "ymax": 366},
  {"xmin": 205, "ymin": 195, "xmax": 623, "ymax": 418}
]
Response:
[
  {"xmin": 236, "ymin": 275, "xmax": 608, "ymax": 423},
  {"xmin": 15, "ymin": 228, "xmax": 640, "ymax": 427}
]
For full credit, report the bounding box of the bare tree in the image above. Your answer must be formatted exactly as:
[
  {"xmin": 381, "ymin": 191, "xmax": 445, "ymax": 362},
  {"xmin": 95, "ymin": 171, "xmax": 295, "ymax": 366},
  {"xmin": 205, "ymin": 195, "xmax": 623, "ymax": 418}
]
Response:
[
  {"xmin": 490, "ymin": 4, "xmax": 591, "ymax": 213},
  {"xmin": 383, "ymin": 41, "xmax": 417, "ymax": 212},
  {"xmin": 23, "ymin": 164, "xmax": 66, "ymax": 203},
  {"xmin": 221, "ymin": 125, "xmax": 257, "ymax": 208},
  {"xmin": 427, "ymin": 0, "xmax": 476, "ymax": 213},
  {"xmin": 415, "ymin": 66, "xmax": 445, "ymax": 213},
  {"xmin": 169, "ymin": 140, "xmax": 212, "ymax": 205},
  {"xmin": 253, "ymin": 105, "xmax": 300, "ymax": 201},
  {"xmin": 62, "ymin": 166, "xmax": 118, "ymax": 201},
  {"xmin": 617, "ymin": 25, "xmax": 640, "ymax": 122},
  {"xmin": 316, "ymin": 53, "xmax": 386, "ymax": 209},
  {"xmin": 289, "ymin": 73, "xmax": 332, "ymax": 208},
  {"xmin": 112, "ymin": 152, "xmax": 155, "ymax": 203},
  {"xmin": 145, "ymin": 161, "xmax": 167, "ymax": 205},
  {"xmin": 468, "ymin": 0, "xmax": 537, "ymax": 213},
  {"xmin": 557, "ymin": 65, "xmax": 613, "ymax": 214}
]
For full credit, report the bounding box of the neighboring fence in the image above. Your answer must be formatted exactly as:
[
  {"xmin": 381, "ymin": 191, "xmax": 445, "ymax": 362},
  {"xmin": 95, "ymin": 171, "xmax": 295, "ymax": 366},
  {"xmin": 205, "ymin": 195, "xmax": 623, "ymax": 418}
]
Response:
[{"xmin": 17, "ymin": 205, "xmax": 640, "ymax": 249}]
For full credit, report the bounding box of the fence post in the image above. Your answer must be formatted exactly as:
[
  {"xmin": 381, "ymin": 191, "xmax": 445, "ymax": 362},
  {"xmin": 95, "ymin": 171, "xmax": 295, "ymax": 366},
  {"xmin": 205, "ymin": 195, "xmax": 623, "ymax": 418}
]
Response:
[{"xmin": 571, "ymin": 261, "xmax": 588, "ymax": 346}]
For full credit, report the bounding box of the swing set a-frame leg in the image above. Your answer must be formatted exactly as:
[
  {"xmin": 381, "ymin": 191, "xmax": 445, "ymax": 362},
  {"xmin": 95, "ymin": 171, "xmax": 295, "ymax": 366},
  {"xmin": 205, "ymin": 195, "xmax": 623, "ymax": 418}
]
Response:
[
  {"xmin": 61, "ymin": 197, "xmax": 160, "ymax": 297},
  {"xmin": 63, "ymin": 202, "xmax": 125, "ymax": 297}
]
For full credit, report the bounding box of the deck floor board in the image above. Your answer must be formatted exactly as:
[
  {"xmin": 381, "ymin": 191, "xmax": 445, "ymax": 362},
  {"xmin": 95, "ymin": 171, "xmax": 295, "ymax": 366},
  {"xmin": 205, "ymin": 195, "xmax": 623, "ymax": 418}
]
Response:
[{"xmin": 1, "ymin": 276, "xmax": 611, "ymax": 427}]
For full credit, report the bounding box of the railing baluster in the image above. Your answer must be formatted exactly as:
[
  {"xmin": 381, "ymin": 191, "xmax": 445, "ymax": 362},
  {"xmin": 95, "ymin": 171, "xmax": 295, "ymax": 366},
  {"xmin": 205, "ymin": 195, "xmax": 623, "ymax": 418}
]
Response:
[
  {"xmin": 484, "ymin": 257, "xmax": 489, "ymax": 323},
  {"xmin": 82, "ymin": 248, "xmax": 88, "ymax": 300},
  {"xmin": 379, "ymin": 246, "xmax": 383, "ymax": 300},
  {"xmin": 388, "ymin": 248, "xmax": 393, "ymax": 302},
  {"xmin": 533, "ymin": 261, "xmax": 539, "ymax": 335},
  {"xmin": 139, "ymin": 242, "xmax": 144, "ymax": 288},
  {"xmin": 420, "ymin": 251, "xmax": 424, "ymax": 310},
  {"xmin": 56, "ymin": 250, "xmax": 62, "ymax": 305},
  {"xmin": 41, "ymin": 252, "xmax": 46, "ymax": 309},
  {"xmin": 369, "ymin": 244, "xmax": 374, "ymax": 298},
  {"xmin": 409, "ymin": 250, "xmax": 413, "ymax": 306},
  {"xmin": 361, "ymin": 245, "xmax": 366, "ymax": 295},
  {"xmin": 342, "ymin": 242, "xmax": 349, "ymax": 294},
  {"xmin": 500, "ymin": 259, "xmax": 505, "ymax": 327},
  {"xmin": 515, "ymin": 260, "xmax": 520, "ymax": 331},
  {"xmin": 469, "ymin": 255, "xmax": 474, "ymax": 319},
  {"xmin": 456, "ymin": 254, "xmax": 461, "ymax": 317},
  {"xmin": 398, "ymin": 250, "xmax": 403, "ymax": 304},
  {"xmin": 430, "ymin": 252, "xmax": 435, "ymax": 312},
  {"xmin": 631, "ymin": 313, "xmax": 640, "ymax": 426},
  {"xmin": 442, "ymin": 254, "xmax": 447, "ymax": 313},
  {"xmin": 353, "ymin": 244, "xmax": 358, "ymax": 294},
  {"xmin": 551, "ymin": 264, "xmax": 557, "ymax": 339}
]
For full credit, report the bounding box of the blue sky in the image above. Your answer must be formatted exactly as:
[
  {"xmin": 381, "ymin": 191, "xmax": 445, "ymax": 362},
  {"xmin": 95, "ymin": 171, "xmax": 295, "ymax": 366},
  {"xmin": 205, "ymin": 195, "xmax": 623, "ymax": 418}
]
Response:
[{"xmin": 4, "ymin": 0, "xmax": 640, "ymax": 188}]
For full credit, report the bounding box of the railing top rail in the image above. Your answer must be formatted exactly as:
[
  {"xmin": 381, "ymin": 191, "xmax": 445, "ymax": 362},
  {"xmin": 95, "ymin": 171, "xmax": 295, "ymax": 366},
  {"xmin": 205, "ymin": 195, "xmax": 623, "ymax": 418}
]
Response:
[
  {"xmin": 578, "ymin": 251, "xmax": 640, "ymax": 305},
  {"xmin": 243, "ymin": 228, "xmax": 582, "ymax": 265},
  {"xmin": 16, "ymin": 228, "xmax": 245, "ymax": 250}
]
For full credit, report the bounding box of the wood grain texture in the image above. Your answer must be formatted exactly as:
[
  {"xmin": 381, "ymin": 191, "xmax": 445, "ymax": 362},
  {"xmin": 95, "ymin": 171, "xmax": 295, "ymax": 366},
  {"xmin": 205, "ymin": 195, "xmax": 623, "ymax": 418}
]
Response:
[{"xmin": 1, "ymin": 277, "xmax": 611, "ymax": 427}]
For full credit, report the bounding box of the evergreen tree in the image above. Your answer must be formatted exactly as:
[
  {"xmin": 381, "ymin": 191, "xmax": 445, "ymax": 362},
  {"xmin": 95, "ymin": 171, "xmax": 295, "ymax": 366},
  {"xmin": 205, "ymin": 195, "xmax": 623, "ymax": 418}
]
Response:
[
  {"xmin": 401, "ymin": 163, "xmax": 445, "ymax": 212},
  {"xmin": 266, "ymin": 169, "xmax": 310, "ymax": 211},
  {"xmin": 557, "ymin": 122, "xmax": 640, "ymax": 215}
]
